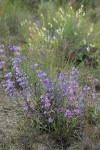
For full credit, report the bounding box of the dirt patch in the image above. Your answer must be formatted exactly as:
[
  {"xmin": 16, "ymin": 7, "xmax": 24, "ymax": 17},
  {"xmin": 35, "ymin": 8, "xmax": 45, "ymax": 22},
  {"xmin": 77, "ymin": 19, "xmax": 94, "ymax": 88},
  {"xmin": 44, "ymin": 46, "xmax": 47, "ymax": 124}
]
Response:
[{"xmin": 0, "ymin": 85, "xmax": 23, "ymax": 149}]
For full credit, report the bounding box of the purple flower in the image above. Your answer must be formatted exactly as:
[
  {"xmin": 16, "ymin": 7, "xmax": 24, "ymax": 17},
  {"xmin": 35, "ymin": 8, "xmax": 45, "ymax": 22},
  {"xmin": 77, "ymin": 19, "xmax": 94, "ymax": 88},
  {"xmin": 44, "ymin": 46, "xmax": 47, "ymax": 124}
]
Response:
[
  {"xmin": 13, "ymin": 46, "xmax": 20, "ymax": 51},
  {"xmin": 70, "ymin": 76, "xmax": 78, "ymax": 80},
  {"xmin": 3, "ymin": 78, "xmax": 17, "ymax": 96},
  {"xmin": 74, "ymin": 109, "xmax": 81, "ymax": 114},
  {"xmin": 59, "ymin": 73, "xmax": 64, "ymax": 80},
  {"xmin": 59, "ymin": 81, "xmax": 67, "ymax": 90},
  {"xmin": 34, "ymin": 63, "xmax": 39, "ymax": 70},
  {"xmin": 58, "ymin": 107, "xmax": 64, "ymax": 112},
  {"xmin": 0, "ymin": 61, "xmax": 5, "ymax": 69},
  {"xmin": 44, "ymin": 109, "xmax": 54, "ymax": 114},
  {"xmin": 42, "ymin": 78, "xmax": 50, "ymax": 85},
  {"xmin": 46, "ymin": 93, "xmax": 53, "ymax": 98},
  {"xmin": 64, "ymin": 109, "xmax": 73, "ymax": 118},
  {"xmin": 62, "ymin": 92, "xmax": 68, "ymax": 96},
  {"xmin": 8, "ymin": 45, "xmax": 13, "ymax": 51},
  {"xmin": 71, "ymin": 80, "xmax": 78, "ymax": 87},
  {"xmin": 80, "ymin": 90, "xmax": 85, "ymax": 97},
  {"xmin": 44, "ymin": 97, "xmax": 50, "ymax": 108},
  {"xmin": 17, "ymin": 58, "xmax": 22, "ymax": 63},
  {"xmin": 69, "ymin": 88, "xmax": 74, "ymax": 95},
  {"xmin": 70, "ymin": 67, "xmax": 79, "ymax": 75},
  {"xmin": 69, "ymin": 97, "xmax": 73, "ymax": 101},
  {"xmin": 16, "ymin": 77, "xmax": 24, "ymax": 82},
  {"xmin": 35, "ymin": 68, "xmax": 54, "ymax": 99},
  {"xmin": 23, "ymin": 100, "xmax": 34, "ymax": 112},
  {"xmin": 80, "ymin": 97, "xmax": 84, "ymax": 103},
  {"xmin": 41, "ymin": 97, "xmax": 50, "ymax": 108},
  {"xmin": 0, "ymin": 61, "xmax": 5, "ymax": 65},
  {"xmin": 15, "ymin": 52, "xmax": 21, "ymax": 57},
  {"xmin": 92, "ymin": 93, "xmax": 96, "ymax": 99},
  {"xmin": 69, "ymin": 96, "xmax": 78, "ymax": 101},
  {"xmin": 44, "ymin": 111, "xmax": 47, "ymax": 114},
  {"xmin": 85, "ymin": 86, "xmax": 91, "ymax": 91},
  {"xmin": 40, "ymin": 95, "xmax": 44, "ymax": 102},
  {"xmin": 24, "ymin": 100, "xmax": 29, "ymax": 105},
  {"xmin": 12, "ymin": 61, "xmax": 17, "ymax": 68},
  {"xmin": 49, "ymin": 109, "xmax": 54, "ymax": 113},
  {"xmin": 0, "ymin": 49, "xmax": 4, "ymax": 53},
  {"xmin": 10, "ymin": 90, "xmax": 17, "ymax": 96},
  {"xmin": 0, "ymin": 66, "xmax": 2, "ymax": 69},
  {"xmin": 15, "ymin": 67, "xmax": 22, "ymax": 76},
  {"xmin": 4, "ymin": 72, "xmax": 12, "ymax": 78},
  {"xmin": 24, "ymin": 93, "xmax": 30, "ymax": 98},
  {"xmin": 48, "ymin": 117, "xmax": 53, "ymax": 123},
  {"xmin": 36, "ymin": 70, "xmax": 42, "ymax": 74},
  {"xmin": 23, "ymin": 106, "xmax": 28, "ymax": 111},
  {"xmin": 38, "ymin": 72, "xmax": 47, "ymax": 78},
  {"xmin": 29, "ymin": 105, "xmax": 35, "ymax": 111},
  {"xmin": 73, "ymin": 96, "xmax": 78, "ymax": 100},
  {"xmin": 8, "ymin": 45, "xmax": 20, "ymax": 51},
  {"xmin": 19, "ymin": 81, "xmax": 28, "ymax": 88}
]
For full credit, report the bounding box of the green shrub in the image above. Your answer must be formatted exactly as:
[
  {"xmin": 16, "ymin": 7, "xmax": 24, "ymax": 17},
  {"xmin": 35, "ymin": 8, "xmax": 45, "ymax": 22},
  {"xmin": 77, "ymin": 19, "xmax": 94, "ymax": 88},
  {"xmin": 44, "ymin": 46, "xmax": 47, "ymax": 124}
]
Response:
[{"xmin": 20, "ymin": 5, "xmax": 99, "ymax": 73}]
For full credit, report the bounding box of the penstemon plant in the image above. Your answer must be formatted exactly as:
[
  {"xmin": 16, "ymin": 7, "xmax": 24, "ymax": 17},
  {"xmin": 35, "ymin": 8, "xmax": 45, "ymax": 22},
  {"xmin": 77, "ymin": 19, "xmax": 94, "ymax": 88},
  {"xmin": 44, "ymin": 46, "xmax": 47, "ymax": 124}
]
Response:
[
  {"xmin": 1, "ymin": 44, "xmax": 100, "ymax": 141},
  {"xmin": 0, "ymin": 45, "xmax": 5, "ymax": 77},
  {"xmin": 26, "ymin": 64, "xmax": 100, "ymax": 139},
  {"xmin": 1, "ymin": 45, "xmax": 34, "ymax": 114}
]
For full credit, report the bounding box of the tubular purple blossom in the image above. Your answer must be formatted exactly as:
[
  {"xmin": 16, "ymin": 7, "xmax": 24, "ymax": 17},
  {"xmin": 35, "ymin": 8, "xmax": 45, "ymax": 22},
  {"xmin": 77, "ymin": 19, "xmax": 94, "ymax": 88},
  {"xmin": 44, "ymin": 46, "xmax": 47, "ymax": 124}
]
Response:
[
  {"xmin": 34, "ymin": 63, "xmax": 39, "ymax": 70},
  {"xmin": 48, "ymin": 117, "xmax": 53, "ymax": 123},
  {"xmin": 74, "ymin": 109, "xmax": 81, "ymax": 114},
  {"xmin": 0, "ymin": 49, "xmax": 4, "ymax": 53},
  {"xmin": 8, "ymin": 45, "xmax": 20, "ymax": 51},
  {"xmin": 65, "ymin": 109, "xmax": 73, "ymax": 118},
  {"xmin": 43, "ymin": 97, "xmax": 50, "ymax": 108}
]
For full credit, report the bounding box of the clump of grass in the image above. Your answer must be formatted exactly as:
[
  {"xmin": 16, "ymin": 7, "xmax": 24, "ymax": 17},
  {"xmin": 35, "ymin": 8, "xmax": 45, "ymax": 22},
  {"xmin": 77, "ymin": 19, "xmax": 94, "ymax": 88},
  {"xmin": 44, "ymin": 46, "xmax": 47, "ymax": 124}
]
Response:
[{"xmin": 0, "ymin": 0, "xmax": 33, "ymax": 44}]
